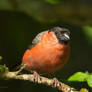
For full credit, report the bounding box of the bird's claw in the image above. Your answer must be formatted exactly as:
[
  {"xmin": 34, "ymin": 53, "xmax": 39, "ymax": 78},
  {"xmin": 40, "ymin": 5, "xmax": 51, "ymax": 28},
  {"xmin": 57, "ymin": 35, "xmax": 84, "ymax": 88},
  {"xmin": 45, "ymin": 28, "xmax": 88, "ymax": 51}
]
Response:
[
  {"xmin": 33, "ymin": 71, "xmax": 41, "ymax": 82},
  {"xmin": 52, "ymin": 78, "xmax": 60, "ymax": 88}
]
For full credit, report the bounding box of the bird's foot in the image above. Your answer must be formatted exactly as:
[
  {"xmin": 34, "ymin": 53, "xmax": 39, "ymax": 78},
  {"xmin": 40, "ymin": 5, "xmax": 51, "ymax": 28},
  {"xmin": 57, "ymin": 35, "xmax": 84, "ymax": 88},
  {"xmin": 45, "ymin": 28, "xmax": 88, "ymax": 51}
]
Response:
[
  {"xmin": 52, "ymin": 78, "xmax": 61, "ymax": 88},
  {"xmin": 33, "ymin": 71, "xmax": 41, "ymax": 82}
]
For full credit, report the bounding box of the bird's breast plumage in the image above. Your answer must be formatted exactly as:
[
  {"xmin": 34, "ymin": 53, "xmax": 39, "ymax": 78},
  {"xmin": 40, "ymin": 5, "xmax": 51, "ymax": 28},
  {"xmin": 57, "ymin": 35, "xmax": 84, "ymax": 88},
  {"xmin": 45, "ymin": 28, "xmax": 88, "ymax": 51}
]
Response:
[{"xmin": 22, "ymin": 31, "xmax": 70, "ymax": 74}]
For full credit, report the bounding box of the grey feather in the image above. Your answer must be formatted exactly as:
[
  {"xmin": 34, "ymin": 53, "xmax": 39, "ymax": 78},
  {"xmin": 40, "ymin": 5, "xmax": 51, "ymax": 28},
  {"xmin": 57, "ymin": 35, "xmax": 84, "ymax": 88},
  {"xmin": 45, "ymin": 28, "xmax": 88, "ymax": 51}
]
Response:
[{"xmin": 29, "ymin": 31, "xmax": 48, "ymax": 49}]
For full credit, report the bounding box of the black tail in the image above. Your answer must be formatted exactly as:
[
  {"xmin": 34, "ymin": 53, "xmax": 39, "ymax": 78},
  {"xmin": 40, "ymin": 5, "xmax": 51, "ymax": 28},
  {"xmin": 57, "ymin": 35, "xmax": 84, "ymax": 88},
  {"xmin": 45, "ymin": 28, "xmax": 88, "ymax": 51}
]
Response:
[{"xmin": 10, "ymin": 62, "xmax": 23, "ymax": 71}]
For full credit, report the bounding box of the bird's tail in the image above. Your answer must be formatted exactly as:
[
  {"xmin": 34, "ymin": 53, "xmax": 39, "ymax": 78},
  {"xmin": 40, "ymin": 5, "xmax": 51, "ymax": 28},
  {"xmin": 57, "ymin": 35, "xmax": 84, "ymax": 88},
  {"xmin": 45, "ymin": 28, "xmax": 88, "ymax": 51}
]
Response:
[{"xmin": 10, "ymin": 62, "xmax": 23, "ymax": 71}]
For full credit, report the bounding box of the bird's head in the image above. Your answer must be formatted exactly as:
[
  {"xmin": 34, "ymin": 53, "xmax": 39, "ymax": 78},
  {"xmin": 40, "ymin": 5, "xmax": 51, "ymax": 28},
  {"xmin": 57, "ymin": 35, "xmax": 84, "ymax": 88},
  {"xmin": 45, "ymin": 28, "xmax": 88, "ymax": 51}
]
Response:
[{"xmin": 49, "ymin": 27, "xmax": 70, "ymax": 45}]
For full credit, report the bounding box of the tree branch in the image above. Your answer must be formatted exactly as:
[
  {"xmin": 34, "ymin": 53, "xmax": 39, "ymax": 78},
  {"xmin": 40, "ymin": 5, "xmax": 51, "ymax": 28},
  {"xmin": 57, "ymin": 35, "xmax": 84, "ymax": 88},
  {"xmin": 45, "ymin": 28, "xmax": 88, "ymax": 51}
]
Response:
[{"xmin": 0, "ymin": 71, "xmax": 88, "ymax": 92}]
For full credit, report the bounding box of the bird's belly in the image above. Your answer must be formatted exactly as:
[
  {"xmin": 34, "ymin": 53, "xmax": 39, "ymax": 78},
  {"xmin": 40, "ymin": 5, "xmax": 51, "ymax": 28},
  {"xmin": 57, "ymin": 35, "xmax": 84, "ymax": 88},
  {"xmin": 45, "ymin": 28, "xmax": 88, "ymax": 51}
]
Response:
[
  {"xmin": 23, "ymin": 44, "xmax": 70, "ymax": 74},
  {"xmin": 30, "ymin": 49, "xmax": 69, "ymax": 74}
]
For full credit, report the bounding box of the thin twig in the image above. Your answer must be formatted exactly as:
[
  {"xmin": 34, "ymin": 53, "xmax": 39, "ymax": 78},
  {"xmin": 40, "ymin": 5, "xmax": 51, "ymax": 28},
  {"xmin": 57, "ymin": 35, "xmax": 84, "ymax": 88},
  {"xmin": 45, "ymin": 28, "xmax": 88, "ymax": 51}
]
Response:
[{"xmin": 0, "ymin": 71, "xmax": 88, "ymax": 92}]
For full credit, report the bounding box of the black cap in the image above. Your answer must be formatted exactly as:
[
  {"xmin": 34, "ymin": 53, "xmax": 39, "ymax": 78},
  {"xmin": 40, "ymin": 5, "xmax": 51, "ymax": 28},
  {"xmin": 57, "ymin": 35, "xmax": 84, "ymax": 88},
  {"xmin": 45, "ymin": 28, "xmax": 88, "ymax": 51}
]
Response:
[{"xmin": 49, "ymin": 27, "xmax": 70, "ymax": 45}]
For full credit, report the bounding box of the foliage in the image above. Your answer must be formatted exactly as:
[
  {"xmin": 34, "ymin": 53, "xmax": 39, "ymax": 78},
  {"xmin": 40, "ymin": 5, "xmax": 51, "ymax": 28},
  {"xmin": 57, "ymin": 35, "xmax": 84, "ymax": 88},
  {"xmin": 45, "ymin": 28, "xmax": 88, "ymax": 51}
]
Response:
[
  {"xmin": 68, "ymin": 72, "xmax": 92, "ymax": 88},
  {"xmin": 80, "ymin": 88, "xmax": 88, "ymax": 92},
  {"xmin": 87, "ymin": 74, "xmax": 92, "ymax": 88},
  {"xmin": 83, "ymin": 26, "xmax": 92, "ymax": 45},
  {"xmin": 45, "ymin": 0, "xmax": 61, "ymax": 4},
  {"xmin": 0, "ymin": 0, "xmax": 92, "ymax": 25},
  {"xmin": 0, "ymin": 65, "xmax": 9, "ymax": 73},
  {"xmin": 0, "ymin": 56, "xmax": 9, "ymax": 72},
  {"xmin": 0, "ymin": 56, "xmax": 2, "ymax": 61}
]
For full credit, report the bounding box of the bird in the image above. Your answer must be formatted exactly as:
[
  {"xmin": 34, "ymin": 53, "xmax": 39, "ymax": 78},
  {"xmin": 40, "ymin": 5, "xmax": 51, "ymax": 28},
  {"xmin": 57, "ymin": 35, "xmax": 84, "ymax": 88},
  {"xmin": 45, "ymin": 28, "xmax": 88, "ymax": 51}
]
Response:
[{"xmin": 22, "ymin": 27, "xmax": 70, "ymax": 75}]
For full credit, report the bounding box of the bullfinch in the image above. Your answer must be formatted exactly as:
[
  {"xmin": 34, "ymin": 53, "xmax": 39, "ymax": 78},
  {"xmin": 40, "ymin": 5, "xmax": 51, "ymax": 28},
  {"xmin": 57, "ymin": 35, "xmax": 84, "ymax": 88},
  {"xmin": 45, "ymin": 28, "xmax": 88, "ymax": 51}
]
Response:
[{"xmin": 22, "ymin": 27, "xmax": 70, "ymax": 75}]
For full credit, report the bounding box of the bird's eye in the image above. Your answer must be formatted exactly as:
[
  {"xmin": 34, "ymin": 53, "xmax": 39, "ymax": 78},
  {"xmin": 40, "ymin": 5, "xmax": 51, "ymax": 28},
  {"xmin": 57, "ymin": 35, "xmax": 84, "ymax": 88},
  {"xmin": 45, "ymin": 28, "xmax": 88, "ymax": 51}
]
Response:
[
  {"xmin": 60, "ymin": 31, "xmax": 67, "ymax": 34},
  {"xmin": 55, "ymin": 32, "xmax": 58, "ymax": 35}
]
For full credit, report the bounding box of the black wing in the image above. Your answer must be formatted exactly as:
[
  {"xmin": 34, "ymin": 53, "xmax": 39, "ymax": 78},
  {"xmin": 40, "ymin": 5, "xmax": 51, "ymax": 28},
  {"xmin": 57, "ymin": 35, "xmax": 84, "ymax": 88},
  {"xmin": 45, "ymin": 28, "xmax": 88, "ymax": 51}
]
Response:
[{"xmin": 28, "ymin": 31, "xmax": 48, "ymax": 49}]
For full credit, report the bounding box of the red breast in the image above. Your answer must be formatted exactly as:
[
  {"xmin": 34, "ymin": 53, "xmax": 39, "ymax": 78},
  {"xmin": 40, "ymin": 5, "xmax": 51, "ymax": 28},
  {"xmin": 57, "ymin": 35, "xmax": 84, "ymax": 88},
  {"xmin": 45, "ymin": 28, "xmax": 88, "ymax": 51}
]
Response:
[{"xmin": 22, "ymin": 31, "xmax": 70, "ymax": 74}]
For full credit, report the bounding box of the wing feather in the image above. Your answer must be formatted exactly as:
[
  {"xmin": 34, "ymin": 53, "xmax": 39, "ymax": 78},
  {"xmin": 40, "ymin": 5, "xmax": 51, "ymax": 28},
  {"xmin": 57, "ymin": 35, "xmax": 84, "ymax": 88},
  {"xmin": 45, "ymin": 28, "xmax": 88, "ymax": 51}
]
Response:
[{"xmin": 29, "ymin": 31, "xmax": 48, "ymax": 49}]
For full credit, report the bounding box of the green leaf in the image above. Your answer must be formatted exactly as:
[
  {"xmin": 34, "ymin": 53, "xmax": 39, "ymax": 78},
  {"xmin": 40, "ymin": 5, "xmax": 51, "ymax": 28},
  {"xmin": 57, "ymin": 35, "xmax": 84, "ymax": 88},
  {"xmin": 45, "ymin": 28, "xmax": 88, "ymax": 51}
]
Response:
[
  {"xmin": 82, "ymin": 26, "xmax": 92, "ymax": 44},
  {"xmin": 68, "ymin": 72, "xmax": 88, "ymax": 82},
  {"xmin": 80, "ymin": 88, "xmax": 88, "ymax": 92},
  {"xmin": 86, "ymin": 74, "xmax": 92, "ymax": 88},
  {"xmin": 5, "ymin": 67, "xmax": 9, "ymax": 72},
  {"xmin": 0, "ymin": 65, "xmax": 9, "ymax": 73},
  {"xmin": 0, "ymin": 56, "xmax": 2, "ymax": 60},
  {"xmin": 45, "ymin": 0, "xmax": 61, "ymax": 4}
]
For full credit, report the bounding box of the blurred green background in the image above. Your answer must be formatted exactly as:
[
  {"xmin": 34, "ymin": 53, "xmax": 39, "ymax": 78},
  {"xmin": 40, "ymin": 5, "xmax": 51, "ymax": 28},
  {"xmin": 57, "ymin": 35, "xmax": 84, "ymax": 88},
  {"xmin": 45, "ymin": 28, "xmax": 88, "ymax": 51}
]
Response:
[{"xmin": 0, "ymin": 0, "xmax": 92, "ymax": 92}]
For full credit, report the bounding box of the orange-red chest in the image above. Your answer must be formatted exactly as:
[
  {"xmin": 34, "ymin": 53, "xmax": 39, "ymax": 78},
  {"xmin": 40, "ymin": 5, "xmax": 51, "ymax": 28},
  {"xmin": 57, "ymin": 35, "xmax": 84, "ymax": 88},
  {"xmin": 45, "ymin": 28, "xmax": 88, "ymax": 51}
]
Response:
[
  {"xmin": 22, "ymin": 42, "xmax": 70, "ymax": 74},
  {"xmin": 22, "ymin": 32, "xmax": 70, "ymax": 74}
]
